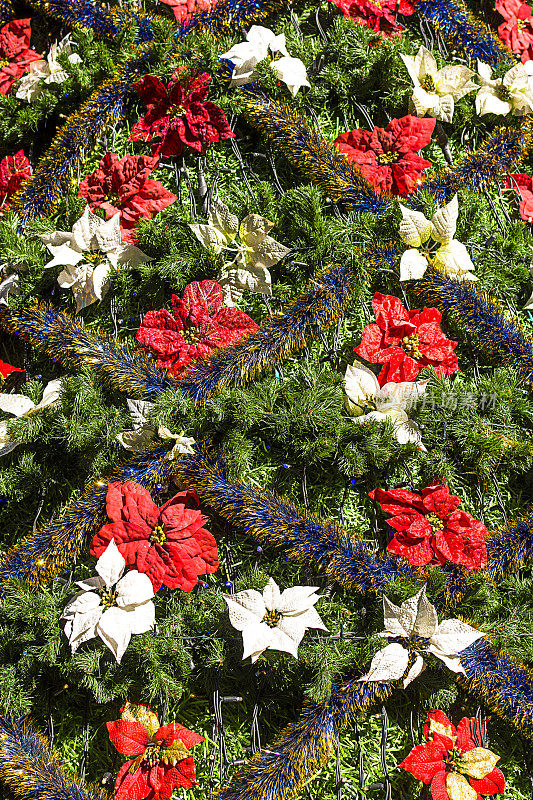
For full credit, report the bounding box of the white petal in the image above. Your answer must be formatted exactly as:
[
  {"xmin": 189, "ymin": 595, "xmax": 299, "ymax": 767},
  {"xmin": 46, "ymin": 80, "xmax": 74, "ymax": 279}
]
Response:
[
  {"xmin": 271, "ymin": 56, "xmax": 310, "ymax": 96},
  {"xmin": 248, "ymin": 235, "xmax": 290, "ymax": 269},
  {"xmin": 399, "ymin": 249, "xmax": 429, "ymax": 282},
  {"xmin": 262, "ymin": 577, "xmax": 282, "ymax": 611},
  {"xmin": 436, "ymin": 94, "xmax": 454, "ymax": 123},
  {"xmin": 117, "ymin": 425, "xmax": 155, "ymax": 451},
  {"xmin": 97, "ymin": 607, "xmax": 132, "ymax": 663},
  {"xmin": 246, "ymin": 25, "xmax": 277, "ymax": 55},
  {"xmin": 61, "ymin": 590, "xmax": 102, "ymax": 619},
  {"xmin": 377, "ymin": 380, "xmax": 427, "ymax": 412},
  {"xmin": 223, "ymin": 590, "xmax": 266, "ymax": 630},
  {"xmin": 36, "ymin": 378, "xmax": 62, "ymax": 410},
  {"xmin": 92, "ymin": 262, "xmax": 111, "ymax": 300},
  {"xmin": 429, "ymin": 651, "xmax": 465, "ymax": 674},
  {"xmin": 94, "ymin": 213, "xmax": 122, "ymax": 253},
  {"xmin": 220, "ymin": 41, "xmax": 260, "ymax": 68},
  {"xmin": 277, "ymin": 585, "xmax": 322, "ymax": 614},
  {"xmin": 382, "ymin": 594, "xmax": 406, "ymax": 637},
  {"xmin": 116, "ymin": 570, "xmax": 154, "ymax": 607},
  {"xmin": 400, "ymin": 51, "xmax": 423, "ymax": 86},
  {"xmin": 0, "ymin": 273, "xmax": 20, "ymax": 305},
  {"xmin": 241, "ymin": 621, "xmax": 272, "ymax": 661},
  {"xmin": 127, "ymin": 398, "xmax": 153, "ymax": 429},
  {"xmin": 209, "ymin": 198, "xmax": 240, "ymax": 239},
  {"xmin": 110, "ymin": 244, "xmax": 151, "ymax": 269},
  {"xmin": 410, "ymin": 87, "xmax": 439, "ymax": 118},
  {"xmin": 239, "ymin": 213, "xmax": 274, "ymax": 248},
  {"xmin": 265, "ymin": 624, "xmax": 301, "ymax": 658},
  {"xmin": 0, "ymin": 421, "xmax": 17, "ymax": 457},
  {"xmin": 220, "ymin": 265, "xmax": 272, "ymax": 297},
  {"xmin": 434, "ymin": 240, "xmax": 475, "ymax": 278},
  {"xmin": 189, "ymin": 223, "xmax": 233, "ymax": 253},
  {"xmin": 417, "ymin": 46, "xmax": 438, "ymax": 81},
  {"xmin": 0, "ymin": 394, "xmax": 35, "ymax": 417},
  {"xmin": 71, "ymin": 206, "xmax": 96, "ymax": 251},
  {"xmin": 95, "ymin": 539, "xmax": 125, "ymax": 588},
  {"xmin": 75, "ymin": 576, "xmax": 105, "ymax": 592},
  {"xmin": 65, "ymin": 608, "xmax": 101, "ymax": 654},
  {"xmin": 430, "ymin": 194, "xmax": 458, "ymax": 244},
  {"xmin": 343, "ymin": 362, "xmax": 379, "ymax": 412},
  {"xmin": 475, "ymin": 87, "xmax": 511, "ymax": 116},
  {"xmin": 477, "ymin": 61, "xmax": 493, "ymax": 82},
  {"xmin": 269, "ymin": 32, "xmax": 289, "ymax": 57},
  {"xmin": 435, "ymin": 65, "xmax": 476, "ymax": 99},
  {"xmin": 124, "ymin": 600, "xmax": 155, "ymax": 635},
  {"xmin": 358, "ymin": 643, "xmax": 410, "ymax": 682},
  {"xmin": 429, "ymin": 618, "xmax": 485, "ymax": 655},
  {"xmin": 399, "ymin": 205, "xmax": 432, "ymax": 247},
  {"xmin": 43, "ymin": 243, "xmax": 85, "ymax": 270},
  {"xmin": 403, "ymin": 655, "xmax": 425, "ymax": 687},
  {"xmin": 399, "ymin": 586, "xmax": 438, "ymax": 637}
]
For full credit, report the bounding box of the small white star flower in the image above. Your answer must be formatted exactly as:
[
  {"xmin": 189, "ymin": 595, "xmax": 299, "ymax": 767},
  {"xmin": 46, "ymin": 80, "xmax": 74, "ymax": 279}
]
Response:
[
  {"xmin": 61, "ymin": 539, "xmax": 155, "ymax": 663},
  {"xmin": 220, "ymin": 25, "xmax": 309, "ymax": 95},
  {"xmin": 400, "ymin": 46, "xmax": 476, "ymax": 123},
  {"xmin": 40, "ymin": 207, "xmax": 151, "ymax": 312},
  {"xmin": 398, "ymin": 195, "xmax": 477, "ymax": 282},
  {"xmin": 358, "ymin": 586, "xmax": 484, "ymax": 687},
  {"xmin": 476, "ymin": 61, "xmax": 533, "ymax": 117},
  {"xmin": 0, "ymin": 378, "xmax": 61, "ymax": 457},
  {"xmin": 344, "ymin": 361, "xmax": 427, "ymax": 451},
  {"xmin": 223, "ymin": 577, "xmax": 328, "ymax": 662},
  {"xmin": 190, "ymin": 198, "xmax": 289, "ymax": 305}
]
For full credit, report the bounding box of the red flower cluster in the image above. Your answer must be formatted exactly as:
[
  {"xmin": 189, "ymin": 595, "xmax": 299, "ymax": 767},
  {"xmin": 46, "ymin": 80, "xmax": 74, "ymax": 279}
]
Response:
[
  {"xmin": 505, "ymin": 172, "xmax": 533, "ymax": 222},
  {"xmin": 400, "ymin": 709, "xmax": 504, "ymax": 800},
  {"xmin": 0, "ymin": 19, "xmax": 42, "ymax": 95},
  {"xmin": 334, "ymin": 116, "xmax": 435, "ymax": 196},
  {"xmin": 136, "ymin": 279, "xmax": 258, "ymax": 377},
  {"xmin": 91, "ymin": 481, "xmax": 219, "ymax": 591},
  {"xmin": 496, "ymin": 0, "xmax": 533, "ymax": 62},
  {"xmin": 108, "ymin": 702, "xmax": 204, "ymax": 800},
  {"xmin": 130, "ymin": 70, "xmax": 234, "ymax": 158},
  {"xmin": 78, "ymin": 152, "xmax": 176, "ymax": 243},
  {"xmin": 369, "ymin": 482, "xmax": 488, "ymax": 569},
  {"xmin": 328, "ymin": 0, "xmax": 416, "ymax": 38},
  {"xmin": 355, "ymin": 293, "xmax": 459, "ymax": 386},
  {"xmin": 0, "ymin": 149, "xmax": 31, "ymax": 212},
  {"xmin": 159, "ymin": 0, "xmax": 215, "ymax": 25}
]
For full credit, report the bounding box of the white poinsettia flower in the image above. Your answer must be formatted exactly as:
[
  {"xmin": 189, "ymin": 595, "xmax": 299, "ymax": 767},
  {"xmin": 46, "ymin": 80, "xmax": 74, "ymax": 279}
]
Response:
[
  {"xmin": 358, "ymin": 586, "xmax": 484, "ymax": 687},
  {"xmin": 343, "ymin": 361, "xmax": 427, "ymax": 451},
  {"xmin": 158, "ymin": 425, "xmax": 196, "ymax": 459},
  {"xmin": 116, "ymin": 398, "xmax": 156, "ymax": 452},
  {"xmin": 220, "ymin": 25, "xmax": 308, "ymax": 95},
  {"xmin": 400, "ymin": 46, "xmax": 476, "ymax": 123},
  {"xmin": 271, "ymin": 56, "xmax": 310, "ymax": 97},
  {"xmin": 476, "ymin": 61, "xmax": 533, "ymax": 117},
  {"xmin": 40, "ymin": 207, "xmax": 151, "ymax": 312},
  {"xmin": 0, "ymin": 378, "xmax": 61, "ymax": 457},
  {"xmin": 61, "ymin": 539, "xmax": 155, "ymax": 664},
  {"xmin": 398, "ymin": 196, "xmax": 477, "ymax": 282},
  {"xmin": 190, "ymin": 198, "xmax": 289, "ymax": 305},
  {"xmin": 223, "ymin": 577, "xmax": 328, "ymax": 662},
  {"xmin": 16, "ymin": 36, "xmax": 81, "ymax": 102}
]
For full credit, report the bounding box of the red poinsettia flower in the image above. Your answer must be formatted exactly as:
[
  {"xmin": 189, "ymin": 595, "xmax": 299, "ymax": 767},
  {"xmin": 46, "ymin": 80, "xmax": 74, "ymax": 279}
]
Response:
[
  {"xmin": 400, "ymin": 709, "xmax": 505, "ymax": 800},
  {"xmin": 369, "ymin": 482, "xmax": 488, "ymax": 569},
  {"xmin": 78, "ymin": 153, "xmax": 177, "ymax": 243},
  {"xmin": 334, "ymin": 116, "xmax": 435, "ymax": 196},
  {"xmin": 90, "ymin": 481, "xmax": 219, "ymax": 591},
  {"xmin": 0, "ymin": 19, "xmax": 42, "ymax": 96},
  {"xmin": 130, "ymin": 69, "xmax": 235, "ymax": 158},
  {"xmin": 505, "ymin": 172, "xmax": 533, "ymax": 222},
  {"xmin": 108, "ymin": 702, "xmax": 204, "ymax": 800},
  {"xmin": 355, "ymin": 293, "xmax": 459, "ymax": 386},
  {"xmin": 496, "ymin": 0, "xmax": 533, "ymax": 62},
  {"xmin": 159, "ymin": 0, "xmax": 216, "ymax": 26},
  {"xmin": 0, "ymin": 149, "xmax": 31, "ymax": 212},
  {"xmin": 0, "ymin": 359, "xmax": 22, "ymax": 380},
  {"xmin": 328, "ymin": 0, "xmax": 416, "ymax": 38},
  {"xmin": 136, "ymin": 279, "xmax": 258, "ymax": 377}
]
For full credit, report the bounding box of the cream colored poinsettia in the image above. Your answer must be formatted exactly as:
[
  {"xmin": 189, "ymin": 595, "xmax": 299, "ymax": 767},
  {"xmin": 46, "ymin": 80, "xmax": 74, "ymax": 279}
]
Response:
[
  {"xmin": 0, "ymin": 378, "xmax": 61, "ymax": 457},
  {"xmin": 358, "ymin": 586, "xmax": 484, "ymax": 687},
  {"xmin": 400, "ymin": 46, "xmax": 477, "ymax": 123},
  {"xmin": 40, "ymin": 208, "xmax": 151, "ymax": 312},
  {"xmin": 476, "ymin": 61, "xmax": 533, "ymax": 117},
  {"xmin": 221, "ymin": 26, "xmax": 310, "ymax": 96},
  {"xmin": 398, "ymin": 195, "xmax": 477, "ymax": 282},
  {"xmin": 16, "ymin": 36, "xmax": 81, "ymax": 102},
  {"xmin": 190, "ymin": 198, "xmax": 290, "ymax": 305},
  {"xmin": 344, "ymin": 361, "xmax": 427, "ymax": 451},
  {"xmin": 223, "ymin": 577, "xmax": 327, "ymax": 662},
  {"xmin": 116, "ymin": 399, "xmax": 195, "ymax": 458}
]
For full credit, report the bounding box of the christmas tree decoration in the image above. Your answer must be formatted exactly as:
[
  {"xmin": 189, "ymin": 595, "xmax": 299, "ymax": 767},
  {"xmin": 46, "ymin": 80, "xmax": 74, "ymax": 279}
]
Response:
[
  {"xmin": 15, "ymin": 35, "xmax": 81, "ymax": 102},
  {"xmin": 223, "ymin": 577, "xmax": 327, "ymax": 661},
  {"xmin": 369, "ymin": 482, "xmax": 489, "ymax": 568},
  {"xmin": 475, "ymin": 60, "xmax": 533, "ymax": 116},
  {"xmin": 107, "ymin": 702, "xmax": 204, "ymax": 800},
  {"xmin": 400, "ymin": 709, "xmax": 505, "ymax": 799},
  {"xmin": 358, "ymin": 587, "xmax": 485, "ymax": 686},
  {"xmin": 0, "ymin": 19, "xmax": 42, "ymax": 96},
  {"xmin": 90, "ymin": 481, "xmax": 218, "ymax": 590},
  {"xmin": 61, "ymin": 539, "xmax": 156, "ymax": 662}
]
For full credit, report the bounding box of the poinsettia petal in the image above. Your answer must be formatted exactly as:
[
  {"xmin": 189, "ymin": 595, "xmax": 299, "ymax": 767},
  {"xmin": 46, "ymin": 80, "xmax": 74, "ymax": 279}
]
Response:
[
  {"xmin": 399, "ymin": 742, "xmax": 447, "ymax": 782},
  {"xmin": 107, "ymin": 720, "xmax": 149, "ymax": 756}
]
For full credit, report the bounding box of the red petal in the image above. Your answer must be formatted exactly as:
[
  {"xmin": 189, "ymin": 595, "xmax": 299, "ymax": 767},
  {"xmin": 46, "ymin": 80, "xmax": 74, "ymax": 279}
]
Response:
[
  {"xmin": 115, "ymin": 762, "xmax": 149, "ymax": 800},
  {"xmin": 157, "ymin": 722, "xmax": 205, "ymax": 749},
  {"xmin": 182, "ymin": 279, "xmax": 223, "ymax": 316},
  {"xmin": 105, "ymin": 481, "xmax": 160, "ymax": 531},
  {"xmin": 430, "ymin": 770, "xmax": 451, "ymax": 800},
  {"xmin": 469, "ymin": 767, "xmax": 505, "ymax": 795},
  {"xmin": 399, "ymin": 741, "xmax": 447, "ymax": 782},
  {"xmin": 107, "ymin": 720, "xmax": 149, "ymax": 756}
]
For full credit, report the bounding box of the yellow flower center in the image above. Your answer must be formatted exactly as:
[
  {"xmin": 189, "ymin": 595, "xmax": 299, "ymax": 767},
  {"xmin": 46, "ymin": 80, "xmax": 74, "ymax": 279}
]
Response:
[
  {"xmin": 402, "ymin": 333, "xmax": 423, "ymax": 360},
  {"xmin": 420, "ymin": 73, "xmax": 436, "ymax": 92},
  {"xmin": 262, "ymin": 610, "xmax": 281, "ymax": 628},
  {"xmin": 181, "ymin": 326, "xmax": 202, "ymax": 344},
  {"xmin": 168, "ymin": 104, "xmax": 187, "ymax": 119},
  {"xmin": 377, "ymin": 150, "xmax": 399, "ymax": 164},
  {"xmin": 85, "ymin": 250, "xmax": 106, "ymax": 266},
  {"xmin": 426, "ymin": 512, "xmax": 445, "ymax": 531},
  {"xmin": 106, "ymin": 191, "xmax": 121, "ymax": 206},
  {"xmin": 0, "ymin": 58, "xmax": 8, "ymax": 68},
  {"xmin": 517, "ymin": 18, "xmax": 528, "ymax": 29},
  {"xmin": 496, "ymin": 83, "xmax": 511, "ymax": 101},
  {"xmin": 150, "ymin": 524, "xmax": 167, "ymax": 544},
  {"xmin": 100, "ymin": 588, "xmax": 117, "ymax": 609}
]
